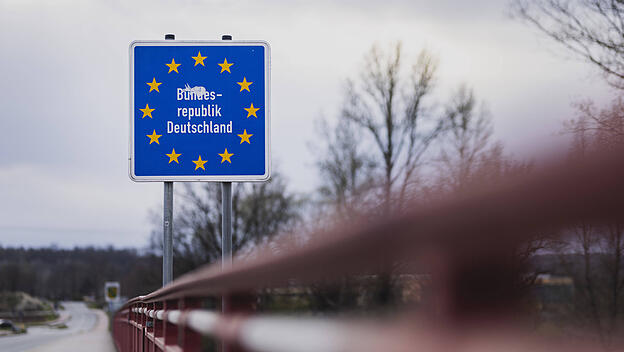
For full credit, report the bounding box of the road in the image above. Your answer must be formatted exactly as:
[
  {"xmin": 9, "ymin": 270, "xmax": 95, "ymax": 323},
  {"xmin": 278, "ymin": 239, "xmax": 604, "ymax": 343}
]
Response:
[{"xmin": 0, "ymin": 301, "xmax": 115, "ymax": 352}]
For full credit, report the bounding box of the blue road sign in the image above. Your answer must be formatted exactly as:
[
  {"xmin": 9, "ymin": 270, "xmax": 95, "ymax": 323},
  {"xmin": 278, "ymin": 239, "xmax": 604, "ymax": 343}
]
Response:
[{"xmin": 129, "ymin": 41, "xmax": 270, "ymax": 181}]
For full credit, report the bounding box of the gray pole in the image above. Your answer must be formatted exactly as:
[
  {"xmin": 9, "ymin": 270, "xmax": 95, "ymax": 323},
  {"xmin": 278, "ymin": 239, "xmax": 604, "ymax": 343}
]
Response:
[
  {"xmin": 221, "ymin": 182, "xmax": 233, "ymax": 268},
  {"xmin": 221, "ymin": 33, "xmax": 234, "ymax": 352},
  {"xmin": 221, "ymin": 33, "xmax": 234, "ymax": 270},
  {"xmin": 162, "ymin": 33, "xmax": 175, "ymax": 287},
  {"xmin": 221, "ymin": 181, "xmax": 232, "ymax": 352},
  {"xmin": 163, "ymin": 181, "xmax": 173, "ymax": 286}
]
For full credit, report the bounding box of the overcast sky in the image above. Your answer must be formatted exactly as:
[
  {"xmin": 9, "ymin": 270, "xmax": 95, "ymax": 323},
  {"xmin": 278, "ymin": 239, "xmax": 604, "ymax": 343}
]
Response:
[{"xmin": 0, "ymin": 0, "xmax": 613, "ymax": 248}]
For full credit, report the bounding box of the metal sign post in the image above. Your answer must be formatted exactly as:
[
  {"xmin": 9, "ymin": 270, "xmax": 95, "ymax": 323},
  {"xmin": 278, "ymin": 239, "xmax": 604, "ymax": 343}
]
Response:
[
  {"xmin": 221, "ymin": 36, "xmax": 234, "ymax": 352},
  {"xmin": 221, "ymin": 181, "xmax": 232, "ymax": 267},
  {"xmin": 163, "ymin": 180, "xmax": 173, "ymax": 286},
  {"xmin": 163, "ymin": 34, "xmax": 175, "ymax": 287},
  {"xmin": 221, "ymin": 33, "xmax": 234, "ymax": 270}
]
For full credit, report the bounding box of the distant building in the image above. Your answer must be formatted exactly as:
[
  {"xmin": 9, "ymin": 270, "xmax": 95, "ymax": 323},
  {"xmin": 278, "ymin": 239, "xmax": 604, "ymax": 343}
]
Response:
[{"xmin": 533, "ymin": 273, "xmax": 574, "ymax": 317}]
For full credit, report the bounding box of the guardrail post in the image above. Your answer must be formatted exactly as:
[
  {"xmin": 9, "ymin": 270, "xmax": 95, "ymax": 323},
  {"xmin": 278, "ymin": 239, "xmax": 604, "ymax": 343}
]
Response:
[
  {"xmin": 154, "ymin": 302, "xmax": 164, "ymax": 352},
  {"xmin": 134, "ymin": 304, "xmax": 140, "ymax": 352},
  {"xmin": 427, "ymin": 247, "xmax": 523, "ymax": 326},
  {"xmin": 131, "ymin": 304, "xmax": 137, "ymax": 352},
  {"xmin": 140, "ymin": 303, "xmax": 147, "ymax": 352},
  {"xmin": 146, "ymin": 303, "xmax": 154, "ymax": 352},
  {"xmin": 164, "ymin": 300, "xmax": 178, "ymax": 349},
  {"xmin": 128, "ymin": 306, "xmax": 133, "ymax": 352},
  {"xmin": 222, "ymin": 292, "xmax": 256, "ymax": 352},
  {"xmin": 125, "ymin": 310, "xmax": 131, "ymax": 352},
  {"xmin": 180, "ymin": 297, "xmax": 203, "ymax": 351}
]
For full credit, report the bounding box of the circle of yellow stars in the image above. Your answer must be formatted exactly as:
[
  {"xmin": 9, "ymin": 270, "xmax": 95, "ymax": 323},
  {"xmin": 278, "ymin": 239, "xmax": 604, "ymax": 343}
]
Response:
[{"xmin": 139, "ymin": 51, "xmax": 262, "ymax": 172}]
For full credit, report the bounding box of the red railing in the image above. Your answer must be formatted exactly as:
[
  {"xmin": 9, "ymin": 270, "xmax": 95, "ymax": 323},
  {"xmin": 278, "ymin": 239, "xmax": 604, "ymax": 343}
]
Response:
[{"xmin": 112, "ymin": 148, "xmax": 624, "ymax": 352}]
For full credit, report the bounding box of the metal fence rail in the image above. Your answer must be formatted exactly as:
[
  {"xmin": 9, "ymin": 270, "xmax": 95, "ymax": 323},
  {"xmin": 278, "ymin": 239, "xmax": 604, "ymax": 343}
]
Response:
[{"xmin": 112, "ymin": 148, "xmax": 624, "ymax": 352}]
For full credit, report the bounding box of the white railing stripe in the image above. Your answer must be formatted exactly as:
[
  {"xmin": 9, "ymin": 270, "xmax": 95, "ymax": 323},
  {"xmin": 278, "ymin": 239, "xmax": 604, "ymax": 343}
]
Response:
[
  {"xmin": 129, "ymin": 306, "xmax": 350, "ymax": 352},
  {"xmin": 185, "ymin": 310, "xmax": 219, "ymax": 335},
  {"xmin": 167, "ymin": 310, "xmax": 181, "ymax": 325},
  {"xmin": 239, "ymin": 317, "xmax": 345, "ymax": 352}
]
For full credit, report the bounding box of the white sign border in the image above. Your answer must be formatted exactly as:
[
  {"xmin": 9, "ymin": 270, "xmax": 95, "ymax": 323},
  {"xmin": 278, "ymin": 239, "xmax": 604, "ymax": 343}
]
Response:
[{"xmin": 129, "ymin": 40, "xmax": 271, "ymax": 182}]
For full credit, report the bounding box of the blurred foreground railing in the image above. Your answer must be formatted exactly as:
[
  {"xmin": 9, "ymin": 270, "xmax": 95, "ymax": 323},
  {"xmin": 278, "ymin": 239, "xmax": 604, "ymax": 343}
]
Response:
[{"xmin": 112, "ymin": 149, "xmax": 624, "ymax": 352}]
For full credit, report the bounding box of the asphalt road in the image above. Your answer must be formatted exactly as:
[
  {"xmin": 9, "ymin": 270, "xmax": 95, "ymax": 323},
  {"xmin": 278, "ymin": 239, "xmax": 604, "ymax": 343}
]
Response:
[{"xmin": 0, "ymin": 301, "xmax": 115, "ymax": 352}]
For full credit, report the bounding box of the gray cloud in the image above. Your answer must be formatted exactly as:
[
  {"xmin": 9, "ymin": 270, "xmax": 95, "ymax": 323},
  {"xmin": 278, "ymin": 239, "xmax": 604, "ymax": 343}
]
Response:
[{"xmin": 0, "ymin": 0, "xmax": 613, "ymax": 247}]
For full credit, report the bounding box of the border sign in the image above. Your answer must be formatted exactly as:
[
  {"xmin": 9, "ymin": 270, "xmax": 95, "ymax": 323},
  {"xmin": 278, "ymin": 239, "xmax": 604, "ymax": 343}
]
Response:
[{"xmin": 129, "ymin": 40, "xmax": 271, "ymax": 181}]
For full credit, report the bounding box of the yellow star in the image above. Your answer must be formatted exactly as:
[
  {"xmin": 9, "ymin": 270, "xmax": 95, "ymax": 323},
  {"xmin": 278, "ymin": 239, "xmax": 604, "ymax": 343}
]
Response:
[
  {"xmin": 147, "ymin": 78, "xmax": 162, "ymax": 92},
  {"xmin": 166, "ymin": 148, "xmax": 181, "ymax": 164},
  {"xmin": 139, "ymin": 103, "xmax": 155, "ymax": 118},
  {"xmin": 237, "ymin": 129, "xmax": 253, "ymax": 144},
  {"xmin": 166, "ymin": 58, "xmax": 181, "ymax": 73},
  {"xmin": 218, "ymin": 58, "xmax": 234, "ymax": 73},
  {"xmin": 192, "ymin": 51, "xmax": 207, "ymax": 66},
  {"xmin": 237, "ymin": 77, "xmax": 253, "ymax": 92},
  {"xmin": 218, "ymin": 148, "xmax": 234, "ymax": 164},
  {"xmin": 147, "ymin": 129, "xmax": 162, "ymax": 144},
  {"xmin": 244, "ymin": 103, "xmax": 260, "ymax": 118},
  {"xmin": 192, "ymin": 155, "xmax": 207, "ymax": 170}
]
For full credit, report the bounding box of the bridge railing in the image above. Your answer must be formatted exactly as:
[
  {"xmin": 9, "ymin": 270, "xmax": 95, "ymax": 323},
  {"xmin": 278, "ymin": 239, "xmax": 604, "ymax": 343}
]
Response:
[{"xmin": 112, "ymin": 148, "xmax": 624, "ymax": 352}]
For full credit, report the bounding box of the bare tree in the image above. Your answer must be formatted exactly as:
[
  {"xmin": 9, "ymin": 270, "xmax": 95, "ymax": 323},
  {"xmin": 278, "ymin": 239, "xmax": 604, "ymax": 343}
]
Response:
[
  {"xmin": 512, "ymin": 0, "xmax": 624, "ymax": 89},
  {"xmin": 437, "ymin": 85, "xmax": 499, "ymax": 191},
  {"xmin": 563, "ymin": 96, "xmax": 624, "ymax": 153},
  {"xmin": 512, "ymin": 5, "xmax": 624, "ymax": 334},
  {"xmin": 313, "ymin": 43, "xmax": 482, "ymax": 308},
  {"xmin": 150, "ymin": 172, "xmax": 302, "ymax": 275},
  {"xmin": 437, "ymin": 84, "xmax": 534, "ymax": 193},
  {"xmin": 432, "ymin": 84, "xmax": 548, "ymax": 302},
  {"xmin": 339, "ymin": 42, "xmax": 444, "ymax": 210},
  {"xmin": 603, "ymin": 223, "xmax": 624, "ymax": 337},
  {"xmin": 550, "ymin": 102, "xmax": 624, "ymax": 344},
  {"xmin": 313, "ymin": 117, "xmax": 376, "ymax": 217},
  {"xmin": 554, "ymin": 221, "xmax": 624, "ymax": 345}
]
